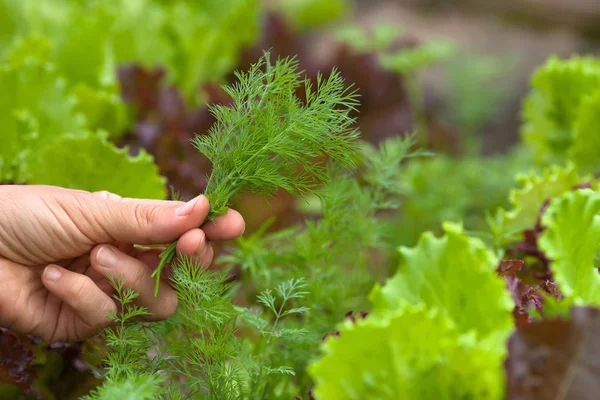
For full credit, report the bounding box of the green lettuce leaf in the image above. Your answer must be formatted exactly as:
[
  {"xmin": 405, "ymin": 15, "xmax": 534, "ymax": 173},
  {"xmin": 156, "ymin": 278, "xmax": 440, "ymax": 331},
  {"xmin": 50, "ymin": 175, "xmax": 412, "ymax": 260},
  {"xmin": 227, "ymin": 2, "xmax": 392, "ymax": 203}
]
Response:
[
  {"xmin": 522, "ymin": 55, "xmax": 600, "ymax": 169},
  {"xmin": 309, "ymin": 305, "xmax": 506, "ymax": 400},
  {"xmin": 0, "ymin": 40, "xmax": 85, "ymax": 181},
  {"xmin": 370, "ymin": 222, "xmax": 514, "ymax": 339},
  {"xmin": 11, "ymin": 0, "xmax": 260, "ymax": 105},
  {"xmin": 570, "ymin": 89, "xmax": 600, "ymax": 173},
  {"xmin": 488, "ymin": 163, "xmax": 592, "ymax": 247},
  {"xmin": 539, "ymin": 189, "xmax": 600, "ymax": 304},
  {"xmin": 24, "ymin": 131, "xmax": 166, "ymax": 199},
  {"xmin": 70, "ymin": 82, "xmax": 131, "ymax": 137}
]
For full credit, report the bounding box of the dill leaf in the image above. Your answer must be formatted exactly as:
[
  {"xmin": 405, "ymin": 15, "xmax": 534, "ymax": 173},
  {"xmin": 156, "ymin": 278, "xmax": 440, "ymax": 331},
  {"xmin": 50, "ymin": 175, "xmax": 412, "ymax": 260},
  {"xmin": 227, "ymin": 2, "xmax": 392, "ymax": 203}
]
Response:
[{"xmin": 152, "ymin": 51, "xmax": 360, "ymax": 295}]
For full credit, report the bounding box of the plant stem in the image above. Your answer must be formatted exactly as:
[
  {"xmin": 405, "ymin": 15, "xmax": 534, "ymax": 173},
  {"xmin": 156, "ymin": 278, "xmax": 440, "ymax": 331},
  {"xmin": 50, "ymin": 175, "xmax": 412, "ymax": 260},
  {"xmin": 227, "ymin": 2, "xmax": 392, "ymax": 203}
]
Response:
[
  {"xmin": 405, "ymin": 71, "xmax": 429, "ymax": 148},
  {"xmin": 252, "ymin": 301, "xmax": 286, "ymax": 398}
]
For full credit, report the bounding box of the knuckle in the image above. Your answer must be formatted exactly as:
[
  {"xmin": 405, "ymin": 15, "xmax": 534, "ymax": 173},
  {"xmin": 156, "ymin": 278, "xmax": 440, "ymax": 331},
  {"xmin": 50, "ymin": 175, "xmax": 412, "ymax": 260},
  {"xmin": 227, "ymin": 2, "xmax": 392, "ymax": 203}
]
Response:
[
  {"xmin": 94, "ymin": 191, "xmax": 112, "ymax": 200},
  {"xmin": 94, "ymin": 190, "xmax": 123, "ymax": 202},
  {"xmin": 68, "ymin": 276, "xmax": 93, "ymax": 300},
  {"xmin": 133, "ymin": 204, "xmax": 160, "ymax": 233}
]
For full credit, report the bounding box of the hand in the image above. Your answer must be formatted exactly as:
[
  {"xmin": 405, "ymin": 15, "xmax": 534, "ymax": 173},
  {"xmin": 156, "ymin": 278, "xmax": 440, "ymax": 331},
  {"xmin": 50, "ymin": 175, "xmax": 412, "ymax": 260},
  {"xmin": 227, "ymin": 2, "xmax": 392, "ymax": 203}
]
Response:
[{"xmin": 0, "ymin": 185, "xmax": 245, "ymax": 343}]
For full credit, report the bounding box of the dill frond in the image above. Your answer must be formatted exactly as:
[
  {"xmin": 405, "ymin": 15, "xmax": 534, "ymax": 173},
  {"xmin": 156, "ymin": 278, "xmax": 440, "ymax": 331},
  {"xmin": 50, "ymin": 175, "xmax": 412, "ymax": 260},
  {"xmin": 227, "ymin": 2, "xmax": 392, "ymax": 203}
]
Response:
[
  {"xmin": 164, "ymin": 255, "xmax": 247, "ymax": 399},
  {"xmin": 152, "ymin": 51, "xmax": 360, "ymax": 296}
]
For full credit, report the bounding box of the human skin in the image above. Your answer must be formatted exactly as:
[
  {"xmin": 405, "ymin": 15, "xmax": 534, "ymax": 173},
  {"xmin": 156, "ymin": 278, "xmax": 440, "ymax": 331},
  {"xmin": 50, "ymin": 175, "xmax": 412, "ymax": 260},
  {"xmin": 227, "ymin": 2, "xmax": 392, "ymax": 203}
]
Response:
[{"xmin": 0, "ymin": 185, "xmax": 245, "ymax": 343}]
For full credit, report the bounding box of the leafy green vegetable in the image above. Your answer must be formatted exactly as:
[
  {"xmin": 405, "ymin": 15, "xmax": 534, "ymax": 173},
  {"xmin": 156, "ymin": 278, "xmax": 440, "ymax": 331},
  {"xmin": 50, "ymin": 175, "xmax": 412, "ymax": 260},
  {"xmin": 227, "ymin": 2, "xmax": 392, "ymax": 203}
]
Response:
[
  {"xmin": 488, "ymin": 162, "xmax": 593, "ymax": 248},
  {"xmin": 5, "ymin": 0, "xmax": 260, "ymax": 105},
  {"xmin": 0, "ymin": 33, "xmax": 165, "ymax": 199},
  {"xmin": 570, "ymin": 89, "xmax": 600, "ymax": 172},
  {"xmin": 310, "ymin": 305, "xmax": 507, "ymax": 400},
  {"xmin": 24, "ymin": 131, "xmax": 166, "ymax": 199},
  {"xmin": 0, "ymin": 36, "xmax": 85, "ymax": 181},
  {"xmin": 522, "ymin": 55, "xmax": 600, "ymax": 172},
  {"xmin": 310, "ymin": 222, "xmax": 513, "ymax": 399},
  {"xmin": 370, "ymin": 222, "xmax": 514, "ymax": 338},
  {"xmin": 218, "ymin": 136, "xmax": 421, "ymax": 397},
  {"xmin": 539, "ymin": 189, "xmax": 600, "ymax": 304},
  {"xmin": 152, "ymin": 52, "xmax": 361, "ymax": 295}
]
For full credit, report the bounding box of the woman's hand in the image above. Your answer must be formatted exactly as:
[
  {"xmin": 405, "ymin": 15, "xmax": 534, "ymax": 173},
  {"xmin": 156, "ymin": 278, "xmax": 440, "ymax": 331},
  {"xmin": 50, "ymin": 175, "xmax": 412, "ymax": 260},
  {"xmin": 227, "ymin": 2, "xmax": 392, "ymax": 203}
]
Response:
[{"xmin": 0, "ymin": 185, "xmax": 245, "ymax": 343}]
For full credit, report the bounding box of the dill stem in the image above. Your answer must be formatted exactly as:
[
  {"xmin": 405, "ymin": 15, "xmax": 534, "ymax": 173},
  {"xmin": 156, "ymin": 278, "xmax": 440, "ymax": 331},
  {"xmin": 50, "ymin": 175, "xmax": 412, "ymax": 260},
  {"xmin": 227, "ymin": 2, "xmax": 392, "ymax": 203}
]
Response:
[
  {"xmin": 252, "ymin": 300, "xmax": 286, "ymax": 398},
  {"xmin": 405, "ymin": 71, "xmax": 429, "ymax": 147}
]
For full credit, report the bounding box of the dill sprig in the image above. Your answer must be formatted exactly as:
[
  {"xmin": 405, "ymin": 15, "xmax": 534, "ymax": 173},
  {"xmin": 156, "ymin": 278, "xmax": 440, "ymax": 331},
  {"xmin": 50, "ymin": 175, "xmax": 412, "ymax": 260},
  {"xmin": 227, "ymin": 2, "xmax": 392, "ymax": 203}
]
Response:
[{"xmin": 151, "ymin": 51, "xmax": 361, "ymax": 296}]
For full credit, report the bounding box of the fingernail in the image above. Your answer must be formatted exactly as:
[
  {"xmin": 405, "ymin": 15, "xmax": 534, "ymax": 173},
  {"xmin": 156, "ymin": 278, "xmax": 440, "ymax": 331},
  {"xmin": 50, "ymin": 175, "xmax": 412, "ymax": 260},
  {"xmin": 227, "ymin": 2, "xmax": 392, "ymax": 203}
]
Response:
[
  {"xmin": 97, "ymin": 246, "xmax": 119, "ymax": 268},
  {"xmin": 44, "ymin": 266, "xmax": 62, "ymax": 281},
  {"xmin": 175, "ymin": 195, "xmax": 200, "ymax": 217},
  {"xmin": 196, "ymin": 242, "xmax": 208, "ymax": 257}
]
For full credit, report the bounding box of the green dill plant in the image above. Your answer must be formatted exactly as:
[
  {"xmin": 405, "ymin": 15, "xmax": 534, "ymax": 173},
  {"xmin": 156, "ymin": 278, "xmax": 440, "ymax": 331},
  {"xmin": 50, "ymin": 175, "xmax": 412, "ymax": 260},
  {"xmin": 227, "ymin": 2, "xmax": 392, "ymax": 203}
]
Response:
[
  {"xmin": 152, "ymin": 51, "xmax": 360, "ymax": 296},
  {"xmin": 82, "ymin": 274, "xmax": 166, "ymax": 399},
  {"xmin": 219, "ymin": 136, "xmax": 427, "ymax": 396}
]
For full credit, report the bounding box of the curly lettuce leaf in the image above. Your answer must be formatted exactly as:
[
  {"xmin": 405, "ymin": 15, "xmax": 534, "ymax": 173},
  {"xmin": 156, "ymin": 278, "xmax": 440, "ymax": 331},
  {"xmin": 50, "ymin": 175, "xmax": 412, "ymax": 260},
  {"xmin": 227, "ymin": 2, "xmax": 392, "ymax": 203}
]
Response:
[
  {"xmin": 12, "ymin": 0, "xmax": 260, "ymax": 105},
  {"xmin": 24, "ymin": 131, "xmax": 166, "ymax": 199},
  {"xmin": 310, "ymin": 305, "xmax": 506, "ymax": 400},
  {"xmin": 488, "ymin": 163, "xmax": 592, "ymax": 246},
  {"xmin": 370, "ymin": 222, "xmax": 514, "ymax": 339},
  {"xmin": 0, "ymin": 43, "xmax": 85, "ymax": 181},
  {"xmin": 522, "ymin": 55, "xmax": 600, "ymax": 169},
  {"xmin": 570, "ymin": 89, "xmax": 600, "ymax": 173},
  {"xmin": 70, "ymin": 82, "xmax": 131, "ymax": 137},
  {"xmin": 539, "ymin": 189, "xmax": 600, "ymax": 304}
]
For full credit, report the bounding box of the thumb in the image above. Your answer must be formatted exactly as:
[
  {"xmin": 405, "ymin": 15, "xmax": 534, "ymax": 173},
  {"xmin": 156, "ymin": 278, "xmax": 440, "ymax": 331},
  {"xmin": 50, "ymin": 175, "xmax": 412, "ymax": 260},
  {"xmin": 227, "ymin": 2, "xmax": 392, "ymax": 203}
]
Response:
[{"xmin": 85, "ymin": 193, "xmax": 210, "ymax": 245}]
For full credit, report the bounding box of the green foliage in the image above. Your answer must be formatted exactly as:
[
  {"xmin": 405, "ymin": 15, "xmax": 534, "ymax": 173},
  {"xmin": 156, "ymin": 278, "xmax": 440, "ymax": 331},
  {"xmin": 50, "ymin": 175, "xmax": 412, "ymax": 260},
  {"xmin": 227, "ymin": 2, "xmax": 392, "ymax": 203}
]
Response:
[
  {"xmin": 84, "ymin": 274, "xmax": 164, "ymax": 400},
  {"xmin": 81, "ymin": 374, "xmax": 164, "ymax": 400},
  {"xmin": 25, "ymin": 131, "xmax": 167, "ymax": 199},
  {"xmin": 522, "ymin": 55, "xmax": 600, "ymax": 172},
  {"xmin": 3, "ymin": 0, "xmax": 260, "ymax": 105},
  {"xmin": 195, "ymin": 52, "xmax": 360, "ymax": 218},
  {"xmin": 310, "ymin": 224, "xmax": 513, "ymax": 399},
  {"xmin": 0, "ymin": 36, "xmax": 84, "ymax": 181},
  {"xmin": 245, "ymin": 278, "xmax": 311, "ymax": 398},
  {"xmin": 164, "ymin": 256, "xmax": 246, "ymax": 399},
  {"xmin": 273, "ymin": 0, "xmax": 351, "ymax": 30},
  {"xmin": 0, "ymin": 33, "xmax": 166, "ymax": 199},
  {"xmin": 539, "ymin": 189, "xmax": 600, "ymax": 305},
  {"xmin": 391, "ymin": 148, "xmax": 530, "ymax": 248},
  {"xmin": 153, "ymin": 52, "xmax": 361, "ymax": 293},
  {"xmin": 488, "ymin": 162, "xmax": 594, "ymax": 248},
  {"xmin": 335, "ymin": 23, "xmax": 403, "ymax": 54},
  {"xmin": 87, "ymin": 257, "xmax": 247, "ymax": 400},
  {"xmin": 217, "ymin": 136, "xmax": 423, "ymax": 396},
  {"xmin": 379, "ymin": 40, "xmax": 456, "ymax": 75},
  {"xmin": 370, "ymin": 222, "xmax": 514, "ymax": 339},
  {"xmin": 310, "ymin": 305, "xmax": 506, "ymax": 400},
  {"xmin": 444, "ymin": 51, "xmax": 515, "ymax": 155}
]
